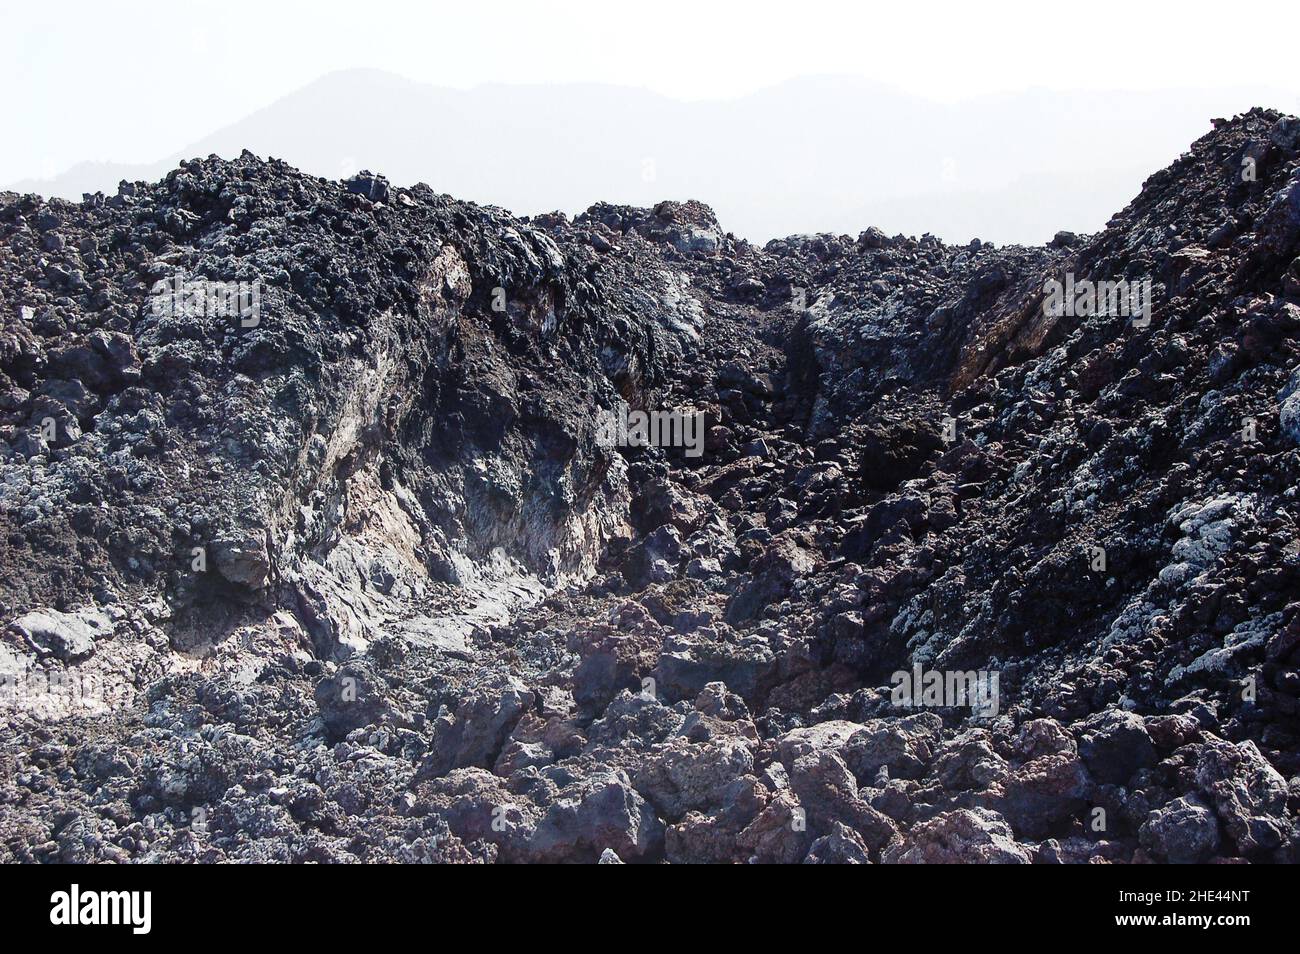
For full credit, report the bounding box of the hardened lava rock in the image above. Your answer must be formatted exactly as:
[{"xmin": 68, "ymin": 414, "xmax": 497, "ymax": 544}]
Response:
[{"xmin": 2, "ymin": 110, "xmax": 1300, "ymax": 862}]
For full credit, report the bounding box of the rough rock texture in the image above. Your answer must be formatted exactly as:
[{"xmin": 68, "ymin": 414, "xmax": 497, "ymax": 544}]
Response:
[{"xmin": 3, "ymin": 110, "xmax": 1300, "ymax": 862}]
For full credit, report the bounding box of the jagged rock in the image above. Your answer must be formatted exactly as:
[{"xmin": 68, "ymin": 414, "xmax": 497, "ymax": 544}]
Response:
[
  {"xmin": 1139, "ymin": 794, "xmax": 1221, "ymax": 863},
  {"xmin": 883, "ymin": 808, "xmax": 1031, "ymax": 864},
  {"xmin": 426, "ymin": 677, "xmax": 535, "ymax": 775},
  {"xmin": 652, "ymin": 631, "xmax": 777, "ymax": 704},
  {"xmin": 995, "ymin": 751, "xmax": 1091, "ymax": 839},
  {"xmin": 624, "ymin": 525, "xmax": 685, "ymax": 586},
  {"xmin": 10, "ymin": 607, "xmax": 110, "ymax": 661},
  {"xmin": 528, "ymin": 769, "xmax": 664, "ymax": 863},
  {"xmin": 426, "ymin": 767, "xmax": 539, "ymax": 859},
  {"xmin": 788, "ymin": 750, "xmax": 898, "ymax": 850},
  {"xmin": 1280, "ymin": 365, "xmax": 1300, "ymax": 446},
  {"xmin": 804, "ymin": 822, "xmax": 872, "ymax": 863},
  {"xmin": 314, "ymin": 662, "xmax": 404, "ymax": 740},
  {"xmin": 344, "ymin": 171, "xmax": 390, "ymax": 204},
  {"xmin": 633, "ymin": 735, "xmax": 755, "ymax": 819},
  {"xmin": 725, "ymin": 533, "xmax": 819, "ymax": 623},
  {"xmin": 663, "ymin": 776, "xmax": 767, "ymax": 863},
  {"xmin": 776, "ymin": 720, "xmax": 865, "ymax": 768},
  {"xmin": 843, "ymin": 713, "xmax": 942, "ymax": 783},
  {"xmin": 212, "ymin": 535, "xmax": 271, "ymax": 590},
  {"xmin": 1195, "ymin": 738, "xmax": 1291, "ymax": 856},
  {"xmin": 1077, "ymin": 710, "xmax": 1157, "ymax": 786},
  {"xmin": 737, "ymin": 790, "xmax": 812, "ymax": 864},
  {"xmin": 935, "ymin": 731, "xmax": 1010, "ymax": 792}
]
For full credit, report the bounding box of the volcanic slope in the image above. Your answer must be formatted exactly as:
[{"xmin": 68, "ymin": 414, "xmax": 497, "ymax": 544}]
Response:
[{"xmin": 2, "ymin": 109, "xmax": 1299, "ymax": 863}]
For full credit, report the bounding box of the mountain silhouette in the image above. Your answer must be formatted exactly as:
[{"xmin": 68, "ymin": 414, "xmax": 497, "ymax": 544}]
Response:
[{"xmin": 6, "ymin": 68, "xmax": 1290, "ymax": 244}]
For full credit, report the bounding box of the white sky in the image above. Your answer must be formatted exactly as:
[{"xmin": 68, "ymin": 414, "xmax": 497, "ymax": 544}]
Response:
[{"xmin": 5, "ymin": 0, "xmax": 1300, "ymax": 185}]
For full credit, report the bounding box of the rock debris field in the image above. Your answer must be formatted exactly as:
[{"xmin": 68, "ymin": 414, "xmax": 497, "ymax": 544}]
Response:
[{"xmin": 3, "ymin": 109, "xmax": 1300, "ymax": 863}]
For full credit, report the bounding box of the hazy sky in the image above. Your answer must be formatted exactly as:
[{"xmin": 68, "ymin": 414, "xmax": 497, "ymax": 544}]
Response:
[{"xmin": 6, "ymin": 0, "xmax": 1300, "ymax": 186}]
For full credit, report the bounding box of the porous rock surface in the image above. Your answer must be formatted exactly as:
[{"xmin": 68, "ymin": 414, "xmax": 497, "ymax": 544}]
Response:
[{"xmin": 2, "ymin": 111, "xmax": 1300, "ymax": 862}]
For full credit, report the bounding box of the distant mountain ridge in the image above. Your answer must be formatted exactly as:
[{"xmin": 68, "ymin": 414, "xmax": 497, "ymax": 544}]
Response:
[{"xmin": 7, "ymin": 69, "xmax": 1291, "ymax": 244}]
